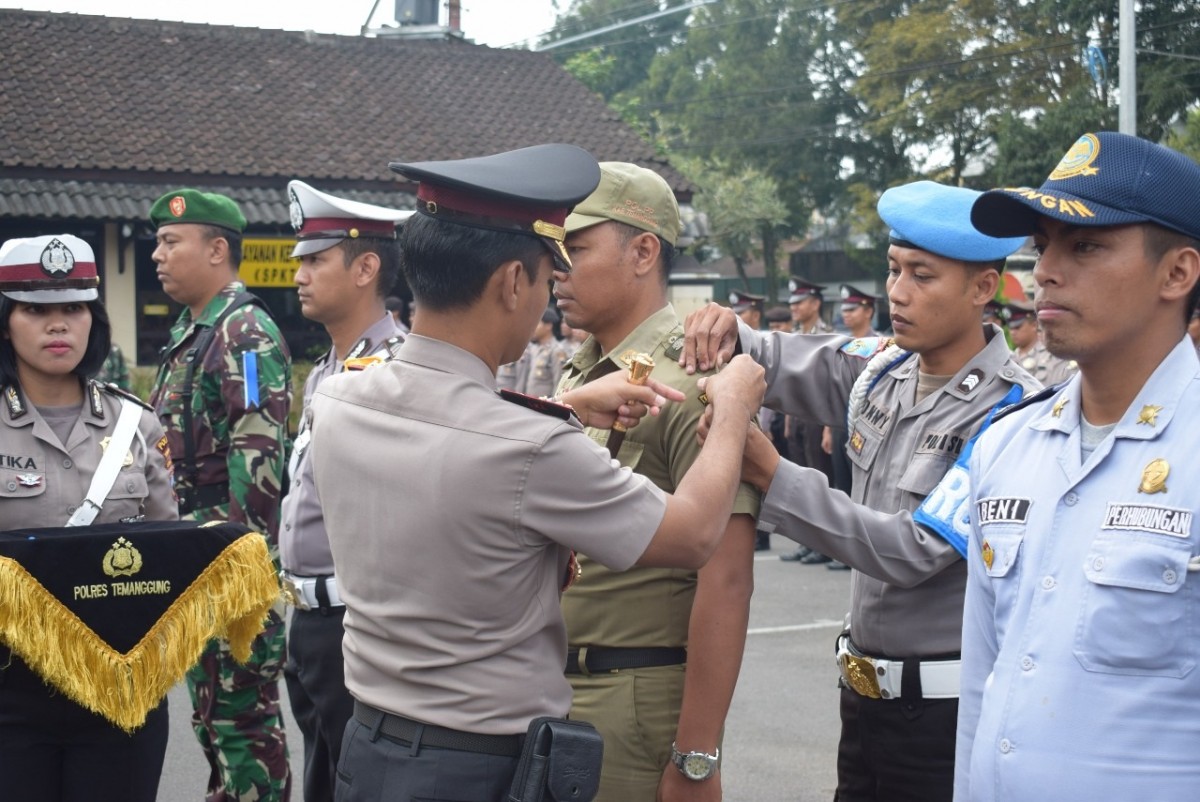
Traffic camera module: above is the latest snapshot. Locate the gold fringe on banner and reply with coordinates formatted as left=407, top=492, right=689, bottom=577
left=0, top=532, right=280, bottom=733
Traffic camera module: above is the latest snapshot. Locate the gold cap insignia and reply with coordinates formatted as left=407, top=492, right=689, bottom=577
left=981, top=540, right=994, bottom=570
left=100, top=436, right=135, bottom=467
left=102, top=537, right=143, bottom=578
left=1138, top=459, right=1169, bottom=494
left=1136, top=404, right=1163, bottom=427
left=1052, top=396, right=1069, bottom=418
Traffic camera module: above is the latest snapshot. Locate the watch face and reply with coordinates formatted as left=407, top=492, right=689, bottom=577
left=683, top=753, right=714, bottom=780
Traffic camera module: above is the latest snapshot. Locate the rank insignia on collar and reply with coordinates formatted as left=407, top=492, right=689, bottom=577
left=89, top=383, right=104, bottom=417
left=1052, top=396, right=1069, bottom=418
left=4, top=385, right=25, bottom=417
left=981, top=540, right=994, bottom=570
left=955, top=369, right=984, bottom=394
left=1136, top=404, right=1163, bottom=426
left=17, top=473, right=42, bottom=487
left=346, top=337, right=370, bottom=360
left=1138, top=458, right=1169, bottom=495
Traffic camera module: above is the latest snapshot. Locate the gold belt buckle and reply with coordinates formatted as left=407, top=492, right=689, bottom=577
left=839, top=651, right=882, bottom=699
left=279, top=574, right=310, bottom=611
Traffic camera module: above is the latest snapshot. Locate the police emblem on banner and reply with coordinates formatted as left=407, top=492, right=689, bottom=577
left=289, top=187, right=304, bottom=231
left=102, top=537, right=143, bottom=578
left=40, top=238, right=75, bottom=276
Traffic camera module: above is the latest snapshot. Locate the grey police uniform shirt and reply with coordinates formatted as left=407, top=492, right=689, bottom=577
left=1, top=381, right=178, bottom=527
left=741, top=320, right=1041, bottom=658
left=308, top=334, right=666, bottom=734
left=521, top=339, right=570, bottom=399
left=1016, top=341, right=1077, bottom=388
left=279, top=313, right=404, bottom=576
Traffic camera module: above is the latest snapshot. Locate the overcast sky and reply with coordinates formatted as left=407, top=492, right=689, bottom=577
left=1, top=1, right=562, bottom=48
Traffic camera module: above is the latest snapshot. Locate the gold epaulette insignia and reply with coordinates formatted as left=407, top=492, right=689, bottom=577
left=344, top=356, right=385, bottom=372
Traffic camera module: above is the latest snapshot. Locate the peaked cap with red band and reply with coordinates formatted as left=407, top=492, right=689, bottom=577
left=287, top=180, right=414, bottom=257
left=0, top=234, right=100, bottom=303
left=389, top=144, right=601, bottom=270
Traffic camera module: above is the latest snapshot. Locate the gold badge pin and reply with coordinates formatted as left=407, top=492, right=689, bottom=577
left=1138, top=459, right=1169, bottom=494
left=99, top=436, right=135, bottom=467
left=1136, top=405, right=1163, bottom=427
left=1052, top=396, right=1069, bottom=418
left=981, top=540, right=994, bottom=570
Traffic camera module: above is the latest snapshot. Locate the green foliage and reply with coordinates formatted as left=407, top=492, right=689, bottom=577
left=1164, top=107, right=1200, bottom=164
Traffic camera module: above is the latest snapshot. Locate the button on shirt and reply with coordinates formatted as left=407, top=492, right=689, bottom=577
left=309, top=335, right=666, bottom=734
left=957, top=337, right=1200, bottom=801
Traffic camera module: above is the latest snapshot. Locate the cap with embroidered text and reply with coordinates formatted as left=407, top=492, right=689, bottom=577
left=879, top=181, right=1026, bottom=263
left=787, top=277, right=824, bottom=304
left=288, top=181, right=414, bottom=258
left=729, top=290, right=766, bottom=313
left=565, top=162, right=681, bottom=246
left=390, top=144, right=600, bottom=270
left=150, top=189, right=246, bottom=233
left=971, top=132, right=1200, bottom=241
left=840, top=284, right=877, bottom=310
left=0, top=234, right=100, bottom=303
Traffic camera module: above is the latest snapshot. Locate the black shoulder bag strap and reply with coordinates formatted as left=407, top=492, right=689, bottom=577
left=178, top=291, right=265, bottom=513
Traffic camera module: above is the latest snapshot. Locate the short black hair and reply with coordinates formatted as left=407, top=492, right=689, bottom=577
left=201, top=225, right=243, bottom=269
left=1142, top=223, right=1200, bottom=324
left=0, top=295, right=112, bottom=387
left=399, top=213, right=545, bottom=310
left=613, top=222, right=675, bottom=283
left=339, top=236, right=402, bottom=298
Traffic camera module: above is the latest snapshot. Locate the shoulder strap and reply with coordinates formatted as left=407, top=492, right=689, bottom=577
left=991, top=382, right=1065, bottom=423
left=66, top=398, right=142, bottom=526
left=179, top=292, right=266, bottom=495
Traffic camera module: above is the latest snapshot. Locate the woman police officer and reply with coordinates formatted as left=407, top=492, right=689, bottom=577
left=0, top=234, right=177, bottom=801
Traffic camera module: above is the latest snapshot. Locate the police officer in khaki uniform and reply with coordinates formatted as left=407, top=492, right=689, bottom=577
left=555, top=162, right=760, bottom=802
left=521, top=306, right=571, bottom=398
left=1004, top=298, right=1077, bottom=386
left=682, top=181, right=1042, bottom=802
left=0, top=234, right=177, bottom=802
left=306, top=145, right=766, bottom=802
left=279, top=180, right=411, bottom=802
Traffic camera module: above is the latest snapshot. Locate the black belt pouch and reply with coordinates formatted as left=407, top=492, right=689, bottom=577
left=507, top=717, right=603, bottom=802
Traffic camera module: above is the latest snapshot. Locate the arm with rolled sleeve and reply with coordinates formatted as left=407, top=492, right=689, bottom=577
left=954, top=443, right=1001, bottom=802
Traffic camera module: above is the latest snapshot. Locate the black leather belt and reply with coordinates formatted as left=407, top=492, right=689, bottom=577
left=564, top=646, right=687, bottom=675
left=353, top=701, right=523, bottom=757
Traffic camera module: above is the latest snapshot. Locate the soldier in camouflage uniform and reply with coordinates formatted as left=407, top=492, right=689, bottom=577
left=93, top=341, right=132, bottom=390
left=147, top=189, right=292, bottom=802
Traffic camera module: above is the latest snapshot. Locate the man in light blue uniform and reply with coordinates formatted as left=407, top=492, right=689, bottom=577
left=957, top=131, right=1200, bottom=801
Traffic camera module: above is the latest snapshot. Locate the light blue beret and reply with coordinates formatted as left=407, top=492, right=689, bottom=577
left=878, top=181, right=1026, bottom=262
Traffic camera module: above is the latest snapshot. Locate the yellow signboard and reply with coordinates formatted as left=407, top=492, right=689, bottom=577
left=239, top=239, right=298, bottom=288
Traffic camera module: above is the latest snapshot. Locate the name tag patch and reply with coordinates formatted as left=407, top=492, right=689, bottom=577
left=917, top=430, right=968, bottom=459
left=976, top=497, right=1032, bottom=525
left=1103, top=503, right=1193, bottom=537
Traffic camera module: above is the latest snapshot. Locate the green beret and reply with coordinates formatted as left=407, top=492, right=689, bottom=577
left=150, top=189, right=246, bottom=233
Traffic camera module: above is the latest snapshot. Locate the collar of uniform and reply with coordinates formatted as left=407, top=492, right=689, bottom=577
left=398, top=333, right=498, bottom=390
left=1034, top=335, right=1198, bottom=439
left=324, top=312, right=405, bottom=369
left=598, top=305, right=679, bottom=373
left=939, top=325, right=1021, bottom=401
left=192, top=281, right=248, bottom=329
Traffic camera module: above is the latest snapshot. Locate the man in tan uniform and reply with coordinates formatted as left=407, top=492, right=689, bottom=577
left=682, top=181, right=1042, bottom=802
left=555, top=163, right=760, bottom=802
left=278, top=180, right=411, bottom=802
left=306, top=145, right=766, bottom=802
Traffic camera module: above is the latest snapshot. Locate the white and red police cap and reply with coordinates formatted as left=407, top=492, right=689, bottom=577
left=0, top=234, right=99, bottom=304
left=288, top=180, right=413, bottom=257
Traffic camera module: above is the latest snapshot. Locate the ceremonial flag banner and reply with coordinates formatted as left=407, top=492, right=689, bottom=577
left=0, top=520, right=279, bottom=732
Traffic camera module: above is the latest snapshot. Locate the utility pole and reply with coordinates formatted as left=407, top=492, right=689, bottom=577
left=1119, top=0, right=1136, bottom=135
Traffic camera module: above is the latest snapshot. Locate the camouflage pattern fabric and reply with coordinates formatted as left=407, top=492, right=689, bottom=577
left=150, top=280, right=293, bottom=801
left=94, top=343, right=132, bottom=390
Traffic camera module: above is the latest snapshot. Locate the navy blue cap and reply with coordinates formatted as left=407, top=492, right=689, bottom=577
left=787, top=277, right=823, bottom=304
left=972, top=132, right=1200, bottom=241
left=878, top=181, right=1026, bottom=262
left=389, top=144, right=601, bottom=269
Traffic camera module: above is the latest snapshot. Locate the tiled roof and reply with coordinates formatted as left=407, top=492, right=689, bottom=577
left=0, top=10, right=688, bottom=211
left=0, top=178, right=415, bottom=227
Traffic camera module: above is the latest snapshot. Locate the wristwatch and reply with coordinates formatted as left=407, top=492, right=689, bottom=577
left=670, top=742, right=720, bottom=781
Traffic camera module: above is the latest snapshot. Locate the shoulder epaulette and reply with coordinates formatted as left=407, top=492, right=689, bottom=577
left=499, top=388, right=575, bottom=421
left=839, top=336, right=895, bottom=360
left=663, top=328, right=685, bottom=362
left=94, top=380, right=154, bottom=411
left=992, top=382, right=1067, bottom=423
